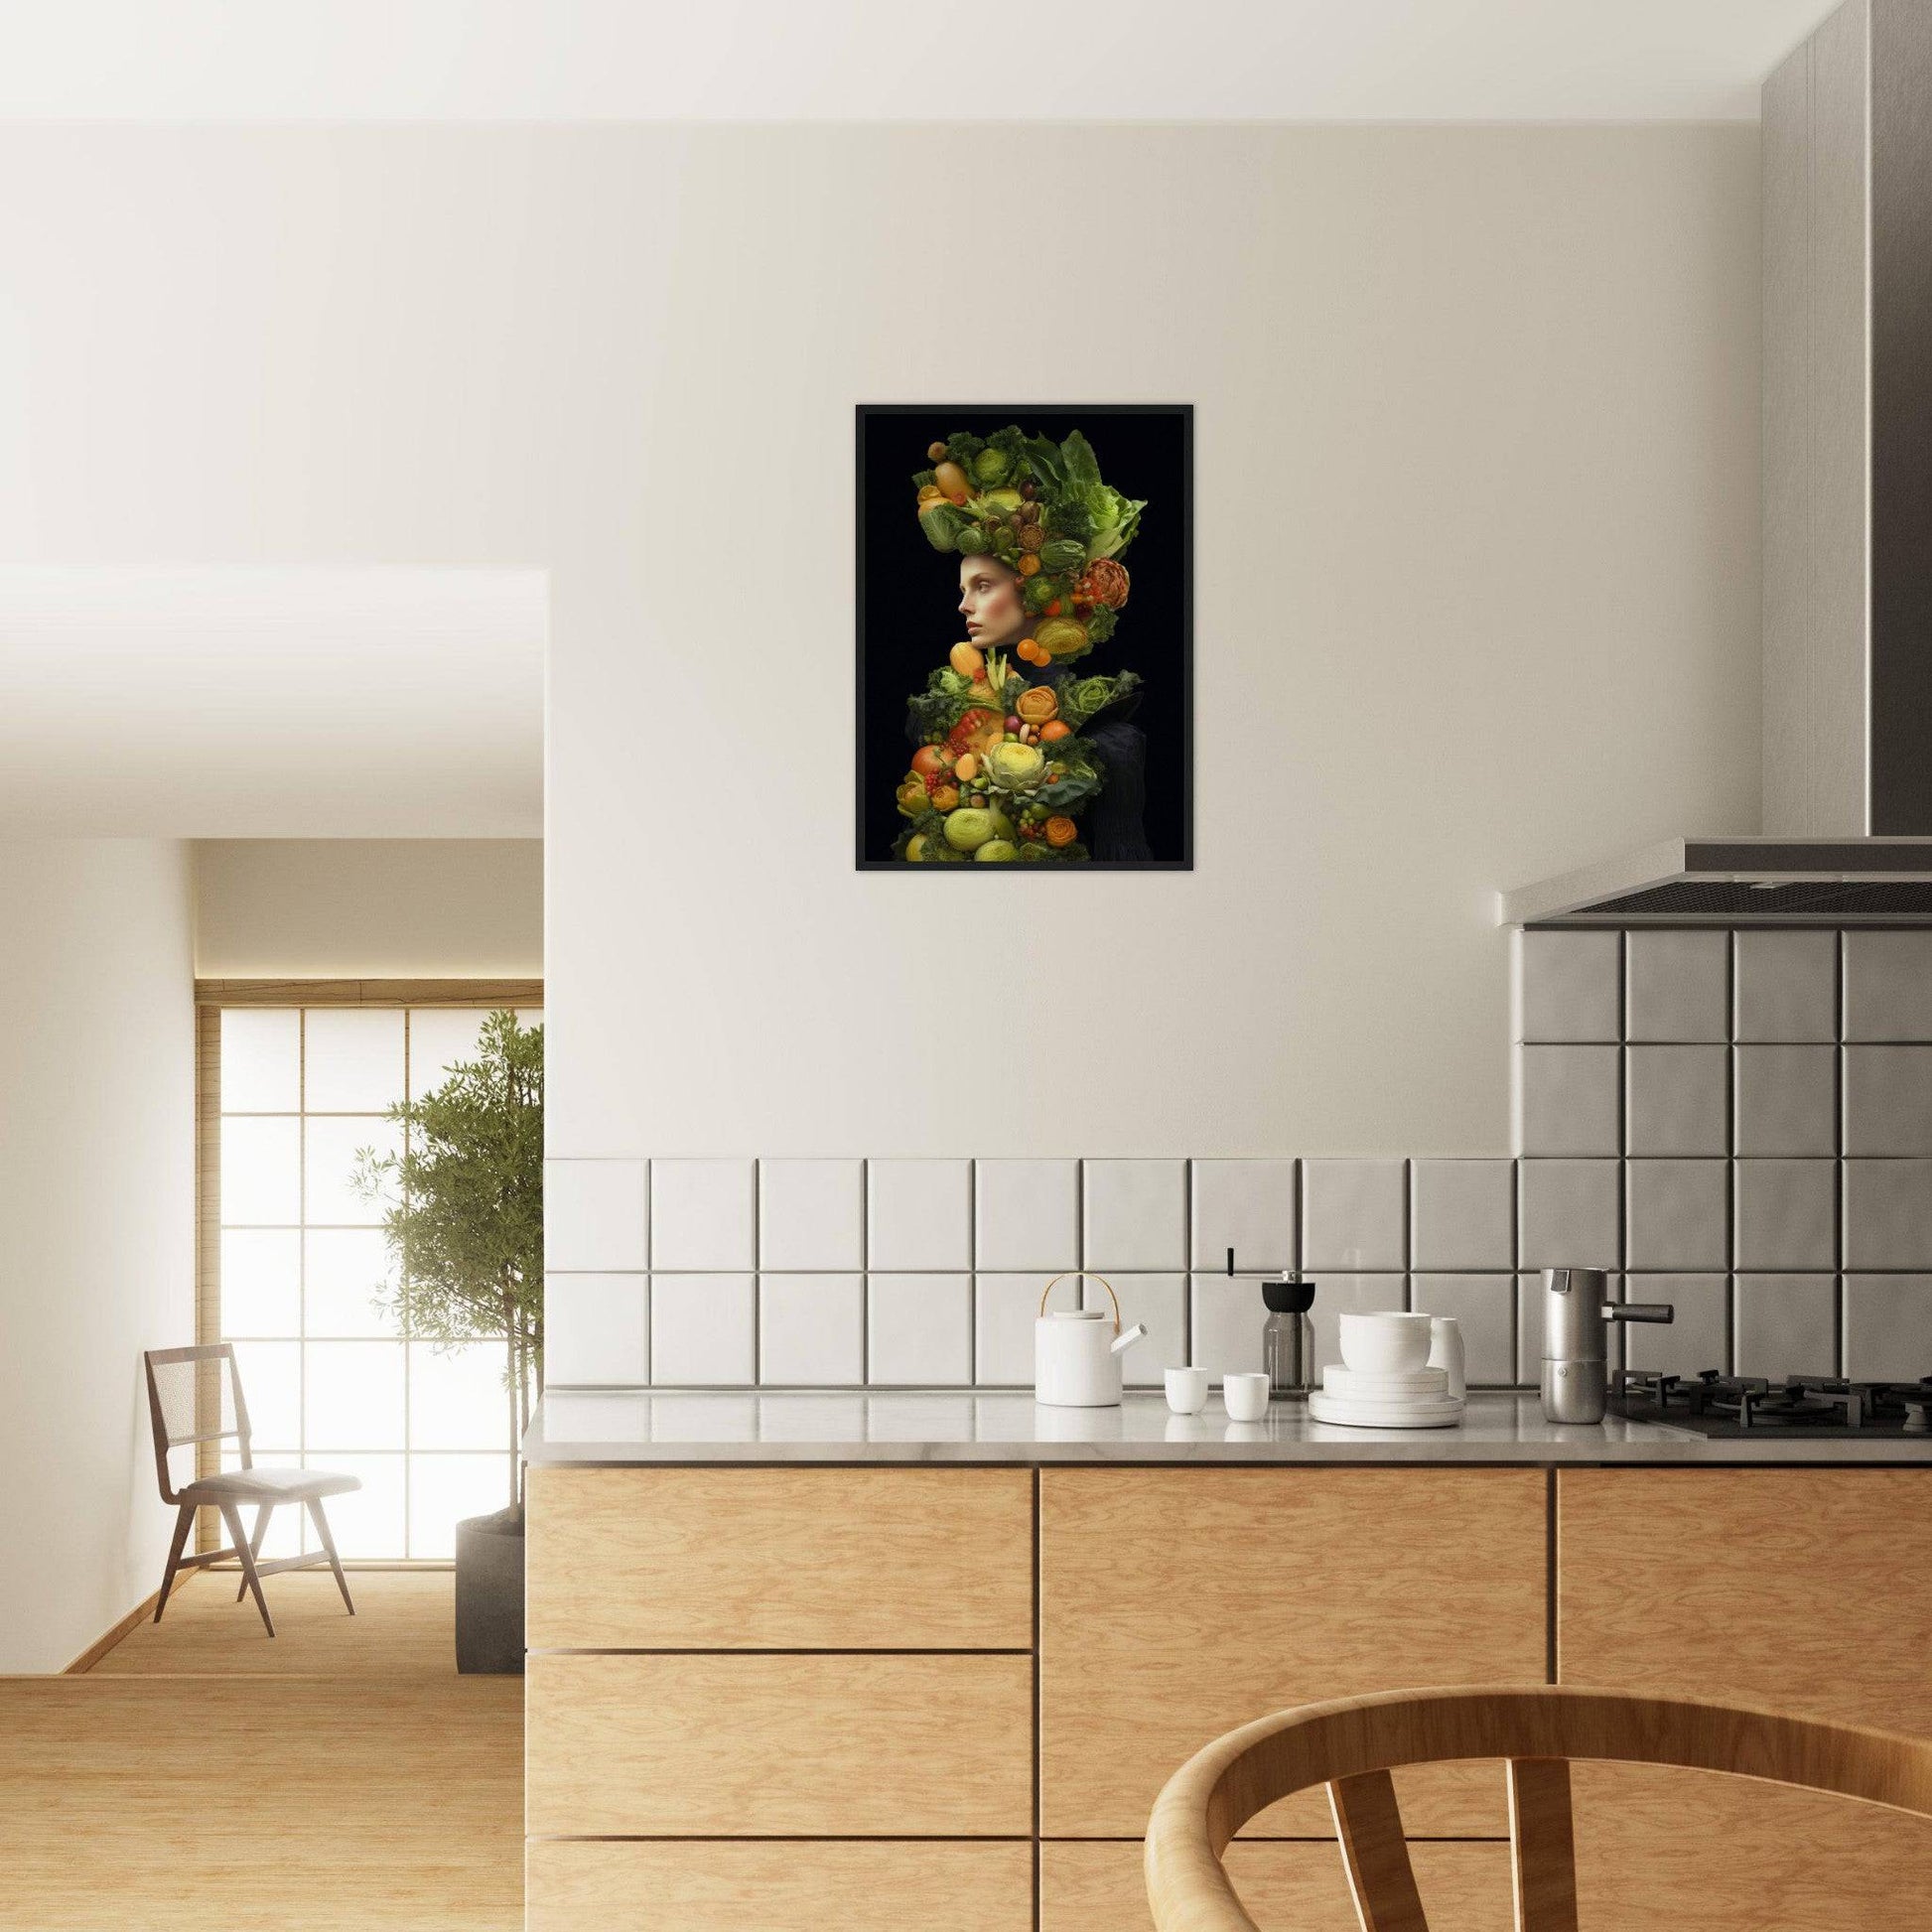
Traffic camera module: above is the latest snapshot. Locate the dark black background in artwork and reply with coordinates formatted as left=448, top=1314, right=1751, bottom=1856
left=855, top=404, right=1192, bottom=868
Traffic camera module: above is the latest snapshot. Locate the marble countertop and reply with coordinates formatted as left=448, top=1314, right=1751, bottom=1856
left=522, top=1389, right=1932, bottom=1465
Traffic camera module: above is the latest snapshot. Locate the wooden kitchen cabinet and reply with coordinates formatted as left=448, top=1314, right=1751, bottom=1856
left=1038, top=1467, right=1548, bottom=1838
left=1040, top=1840, right=1514, bottom=1932
left=528, top=1841, right=1035, bottom=1932
left=526, top=1464, right=1034, bottom=1649
left=1558, top=1468, right=1932, bottom=1925
left=526, top=1651, right=1034, bottom=1837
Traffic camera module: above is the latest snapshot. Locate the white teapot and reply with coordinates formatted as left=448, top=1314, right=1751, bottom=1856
left=1035, top=1272, right=1148, bottom=1409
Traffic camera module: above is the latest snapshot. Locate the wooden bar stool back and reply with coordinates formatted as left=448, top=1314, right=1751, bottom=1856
left=1144, top=1684, right=1932, bottom=1932
left=143, top=1343, right=361, bottom=1637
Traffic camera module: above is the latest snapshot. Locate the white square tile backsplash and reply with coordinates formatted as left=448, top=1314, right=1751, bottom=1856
left=650, top=1160, right=757, bottom=1271
left=975, top=1272, right=1048, bottom=1386
left=1734, top=1274, right=1838, bottom=1380
left=867, top=1273, right=971, bottom=1386
left=550, top=924, right=1932, bottom=1394
left=866, top=1159, right=972, bottom=1271
left=758, top=1159, right=864, bottom=1271
left=1515, top=1045, right=1621, bottom=1157
left=1410, top=1161, right=1513, bottom=1272
left=1844, top=1160, right=1932, bottom=1270
left=1411, top=1274, right=1514, bottom=1386
left=1189, top=1159, right=1296, bottom=1272
left=974, top=1159, right=1079, bottom=1273
left=1082, top=1160, right=1187, bottom=1272
left=1514, top=929, right=1620, bottom=1042
left=1626, top=929, right=1729, bottom=1042
left=1624, top=1045, right=1728, bottom=1159
left=650, top=1273, right=756, bottom=1385
left=1843, top=1045, right=1932, bottom=1158
left=1624, top=1161, right=1729, bottom=1273
left=1189, top=1274, right=1266, bottom=1381
left=1081, top=1271, right=1186, bottom=1386
left=1302, top=1160, right=1406, bottom=1271
left=1734, top=930, right=1838, bottom=1042
left=544, top=1159, right=648, bottom=1273
left=1843, top=932, right=1932, bottom=1041
left=759, top=1273, right=865, bottom=1385
left=1844, top=1275, right=1932, bottom=1380
left=1623, top=1274, right=1729, bottom=1377
left=545, top=1273, right=648, bottom=1386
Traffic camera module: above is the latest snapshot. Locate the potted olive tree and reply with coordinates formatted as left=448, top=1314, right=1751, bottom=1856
left=354, top=1009, right=542, bottom=1674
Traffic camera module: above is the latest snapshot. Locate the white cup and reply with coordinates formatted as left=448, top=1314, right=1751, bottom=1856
left=1222, top=1371, right=1271, bottom=1423
left=1427, top=1315, right=1466, bottom=1400
left=1165, top=1366, right=1209, bottom=1415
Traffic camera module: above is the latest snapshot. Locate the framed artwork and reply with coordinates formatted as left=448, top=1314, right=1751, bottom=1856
left=855, top=404, right=1192, bottom=869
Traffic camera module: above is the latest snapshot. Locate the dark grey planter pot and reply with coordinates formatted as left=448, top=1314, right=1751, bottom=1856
left=455, top=1503, right=525, bottom=1675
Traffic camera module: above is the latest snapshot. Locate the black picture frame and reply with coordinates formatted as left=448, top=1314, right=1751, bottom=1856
left=854, top=402, right=1194, bottom=871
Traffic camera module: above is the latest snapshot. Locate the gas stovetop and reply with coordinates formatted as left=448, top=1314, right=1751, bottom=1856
left=1609, top=1369, right=1932, bottom=1439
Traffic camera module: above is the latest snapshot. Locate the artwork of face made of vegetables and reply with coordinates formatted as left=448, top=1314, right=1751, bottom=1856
left=856, top=406, right=1193, bottom=869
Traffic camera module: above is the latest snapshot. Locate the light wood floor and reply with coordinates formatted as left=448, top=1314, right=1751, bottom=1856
left=0, top=1571, right=523, bottom=1931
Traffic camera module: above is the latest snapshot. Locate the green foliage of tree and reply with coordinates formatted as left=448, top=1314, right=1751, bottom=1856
left=352, top=1012, right=543, bottom=1496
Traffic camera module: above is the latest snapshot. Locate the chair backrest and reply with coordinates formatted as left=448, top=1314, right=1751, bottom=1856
left=143, top=1344, right=252, bottom=1504
left=1143, top=1684, right=1932, bottom=1932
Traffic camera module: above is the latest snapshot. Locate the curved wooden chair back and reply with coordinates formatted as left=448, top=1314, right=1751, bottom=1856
left=1144, top=1685, right=1932, bottom=1932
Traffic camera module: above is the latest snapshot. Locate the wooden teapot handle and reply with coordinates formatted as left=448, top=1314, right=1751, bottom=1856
left=1038, top=1271, right=1122, bottom=1334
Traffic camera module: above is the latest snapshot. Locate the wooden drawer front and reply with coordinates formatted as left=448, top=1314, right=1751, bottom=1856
left=1559, top=1468, right=1932, bottom=1729
left=526, top=1466, right=1034, bottom=1650
left=1572, top=1765, right=1932, bottom=1931
left=526, top=1653, right=1033, bottom=1837
left=529, top=1841, right=1035, bottom=1932
left=1040, top=1839, right=1513, bottom=1932
left=1039, top=1467, right=1546, bottom=1838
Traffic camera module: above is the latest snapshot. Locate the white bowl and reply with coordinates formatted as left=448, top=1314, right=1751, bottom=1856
left=1337, top=1311, right=1436, bottom=1375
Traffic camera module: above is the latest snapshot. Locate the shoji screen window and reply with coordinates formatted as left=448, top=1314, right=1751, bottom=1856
left=214, top=1002, right=537, bottom=1560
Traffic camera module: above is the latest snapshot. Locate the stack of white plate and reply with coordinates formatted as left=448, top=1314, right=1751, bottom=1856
left=1307, top=1312, right=1465, bottom=1429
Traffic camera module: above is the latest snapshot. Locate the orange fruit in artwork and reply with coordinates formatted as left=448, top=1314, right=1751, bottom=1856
left=1015, top=686, right=1058, bottom=726
left=1018, top=553, right=1041, bottom=577
left=1045, top=816, right=1078, bottom=848
left=949, top=640, right=984, bottom=678
left=1038, top=720, right=1071, bottom=743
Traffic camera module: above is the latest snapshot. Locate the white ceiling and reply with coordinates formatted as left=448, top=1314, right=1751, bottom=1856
left=0, top=0, right=1838, bottom=122
left=0, top=569, right=545, bottom=838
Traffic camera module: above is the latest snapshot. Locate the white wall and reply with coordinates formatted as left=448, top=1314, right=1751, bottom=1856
left=0, top=125, right=1761, bottom=1159
left=195, top=839, right=543, bottom=978
left=0, top=841, right=196, bottom=1672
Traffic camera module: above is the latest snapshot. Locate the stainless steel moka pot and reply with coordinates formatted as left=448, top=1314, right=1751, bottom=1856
left=1540, top=1267, right=1674, bottom=1425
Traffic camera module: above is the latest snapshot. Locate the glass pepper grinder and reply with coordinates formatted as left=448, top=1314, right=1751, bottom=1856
left=1262, top=1276, right=1317, bottom=1399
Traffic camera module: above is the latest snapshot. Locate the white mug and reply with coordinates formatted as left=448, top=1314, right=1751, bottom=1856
left=1222, top=1371, right=1271, bottom=1423
left=1165, top=1366, right=1209, bottom=1415
left=1427, top=1315, right=1466, bottom=1400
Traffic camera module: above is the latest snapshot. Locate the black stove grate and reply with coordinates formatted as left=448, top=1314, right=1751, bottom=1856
left=1610, top=1369, right=1932, bottom=1437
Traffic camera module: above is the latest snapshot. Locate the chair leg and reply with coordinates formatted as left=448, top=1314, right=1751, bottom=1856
left=219, top=1500, right=275, bottom=1637
left=307, top=1496, right=355, bottom=1615
left=235, top=1502, right=273, bottom=1602
left=153, top=1501, right=196, bottom=1624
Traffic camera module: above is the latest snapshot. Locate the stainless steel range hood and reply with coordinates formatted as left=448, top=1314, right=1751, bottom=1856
left=1500, top=839, right=1932, bottom=927
left=1501, top=0, right=1932, bottom=927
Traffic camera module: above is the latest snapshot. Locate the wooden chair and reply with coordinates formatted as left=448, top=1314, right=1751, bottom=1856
left=143, top=1343, right=361, bottom=1638
left=1144, top=1684, right=1932, bottom=1931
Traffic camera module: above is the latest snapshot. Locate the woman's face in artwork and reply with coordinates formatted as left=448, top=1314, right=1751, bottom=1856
left=958, top=556, right=1030, bottom=648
